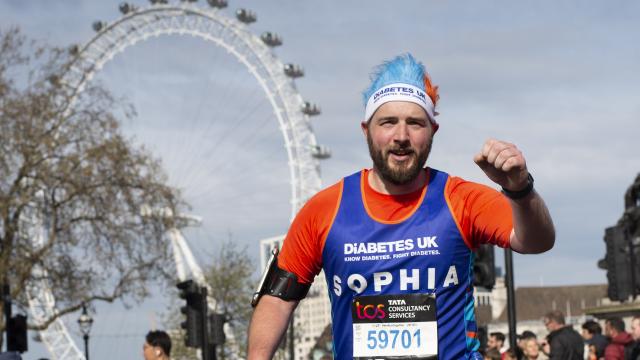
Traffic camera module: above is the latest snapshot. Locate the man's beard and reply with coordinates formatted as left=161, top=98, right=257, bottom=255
left=367, top=134, right=432, bottom=186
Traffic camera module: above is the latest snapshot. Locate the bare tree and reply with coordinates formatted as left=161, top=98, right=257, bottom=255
left=208, top=240, right=255, bottom=360
left=166, top=239, right=255, bottom=360
left=0, top=27, right=184, bottom=343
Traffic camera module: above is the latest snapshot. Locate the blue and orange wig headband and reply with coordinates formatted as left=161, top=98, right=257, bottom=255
left=363, top=53, right=440, bottom=130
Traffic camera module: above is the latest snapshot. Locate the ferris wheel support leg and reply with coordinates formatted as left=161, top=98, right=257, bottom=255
left=173, top=228, right=208, bottom=286
left=168, top=228, right=188, bottom=282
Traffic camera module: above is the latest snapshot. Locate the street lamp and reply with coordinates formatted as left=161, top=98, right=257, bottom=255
left=77, top=303, right=93, bottom=360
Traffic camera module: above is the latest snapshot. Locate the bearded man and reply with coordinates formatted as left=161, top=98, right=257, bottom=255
left=247, top=53, right=555, bottom=360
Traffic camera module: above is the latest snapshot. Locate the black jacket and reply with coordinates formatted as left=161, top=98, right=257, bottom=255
left=627, top=340, right=640, bottom=360
left=546, top=325, right=584, bottom=360
left=588, top=333, right=609, bottom=358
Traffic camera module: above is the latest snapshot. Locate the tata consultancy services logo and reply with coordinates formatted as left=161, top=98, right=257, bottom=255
left=354, top=301, right=386, bottom=320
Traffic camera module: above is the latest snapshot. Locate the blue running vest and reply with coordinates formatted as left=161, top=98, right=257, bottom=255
left=321, top=169, right=481, bottom=360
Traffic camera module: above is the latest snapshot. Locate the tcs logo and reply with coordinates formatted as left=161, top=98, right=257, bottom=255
left=355, top=301, right=386, bottom=320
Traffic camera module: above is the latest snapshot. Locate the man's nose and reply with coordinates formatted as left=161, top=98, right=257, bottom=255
left=392, top=122, right=410, bottom=143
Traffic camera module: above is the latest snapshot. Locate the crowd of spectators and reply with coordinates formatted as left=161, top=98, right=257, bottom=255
left=479, top=312, right=640, bottom=360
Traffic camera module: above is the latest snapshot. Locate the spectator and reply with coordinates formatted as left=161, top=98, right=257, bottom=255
left=586, top=343, right=598, bottom=360
left=518, top=331, right=537, bottom=360
left=581, top=320, right=608, bottom=359
left=519, top=331, right=537, bottom=347
left=488, top=332, right=506, bottom=353
left=143, top=330, right=171, bottom=360
left=522, top=337, right=541, bottom=360
left=543, top=310, right=583, bottom=360
left=484, top=347, right=501, bottom=360
left=604, top=317, right=633, bottom=360
left=503, top=349, right=518, bottom=360
left=629, top=315, right=640, bottom=360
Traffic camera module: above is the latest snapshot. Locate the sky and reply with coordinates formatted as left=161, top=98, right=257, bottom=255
left=1, top=0, right=639, bottom=359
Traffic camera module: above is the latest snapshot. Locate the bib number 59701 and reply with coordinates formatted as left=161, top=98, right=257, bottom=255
left=367, top=328, right=421, bottom=350
left=352, top=293, right=437, bottom=359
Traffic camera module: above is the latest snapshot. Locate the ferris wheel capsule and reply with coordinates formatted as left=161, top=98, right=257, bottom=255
left=236, top=8, right=257, bottom=23
left=301, top=101, right=321, bottom=116
left=68, top=44, right=80, bottom=56
left=92, top=21, right=107, bottom=32
left=119, top=2, right=138, bottom=15
left=311, top=145, right=332, bottom=160
left=261, top=32, right=282, bottom=47
left=207, top=0, right=228, bottom=8
left=284, top=63, right=304, bottom=78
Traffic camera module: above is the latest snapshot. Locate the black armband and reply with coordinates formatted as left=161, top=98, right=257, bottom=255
left=265, top=267, right=310, bottom=301
left=251, top=248, right=311, bottom=307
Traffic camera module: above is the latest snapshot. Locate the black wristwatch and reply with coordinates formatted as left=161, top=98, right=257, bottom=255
left=501, top=173, right=534, bottom=200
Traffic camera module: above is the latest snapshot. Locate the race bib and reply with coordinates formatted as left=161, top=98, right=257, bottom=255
left=351, top=293, right=437, bottom=360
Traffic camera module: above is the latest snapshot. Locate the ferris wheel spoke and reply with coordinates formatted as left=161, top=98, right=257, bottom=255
left=183, top=142, right=287, bottom=200
left=197, top=90, right=270, bottom=161
left=172, top=99, right=272, bottom=190
left=173, top=56, right=247, bottom=163
left=197, top=114, right=280, bottom=178
left=170, top=66, right=256, bottom=186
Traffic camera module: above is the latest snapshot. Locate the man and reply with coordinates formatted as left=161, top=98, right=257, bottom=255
left=248, top=54, right=555, bottom=360
left=483, top=348, right=501, bottom=360
left=543, top=310, right=583, bottom=359
left=502, top=349, right=518, bottom=360
left=603, top=317, right=633, bottom=360
left=628, top=316, right=640, bottom=360
left=488, top=332, right=506, bottom=353
left=143, top=330, right=171, bottom=360
left=581, top=320, right=608, bottom=359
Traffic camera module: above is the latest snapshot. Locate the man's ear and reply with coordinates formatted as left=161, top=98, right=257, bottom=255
left=361, top=121, right=369, bottom=138
left=155, top=349, right=161, bottom=357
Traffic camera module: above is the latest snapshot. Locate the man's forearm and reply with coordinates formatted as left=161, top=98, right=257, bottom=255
left=247, top=295, right=298, bottom=360
left=508, top=190, right=555, bottom=254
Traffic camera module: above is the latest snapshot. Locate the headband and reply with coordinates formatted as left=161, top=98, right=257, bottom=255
left=364, top=82, right=436, bottom=122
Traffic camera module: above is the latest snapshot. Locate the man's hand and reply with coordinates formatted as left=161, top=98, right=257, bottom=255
left=473, top=139, right=555, bottom=254
left=473, top=138, right=529, bottom=191
left=541, top=340, right=550, bottom=355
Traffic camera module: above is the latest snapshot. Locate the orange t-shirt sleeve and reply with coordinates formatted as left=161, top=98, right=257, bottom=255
left=278, top=181, right=343, bottom=284
left=445, top=176, right=513, bottom=249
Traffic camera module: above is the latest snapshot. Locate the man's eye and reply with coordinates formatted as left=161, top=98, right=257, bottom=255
left=408, top=120, right=427, bottom=127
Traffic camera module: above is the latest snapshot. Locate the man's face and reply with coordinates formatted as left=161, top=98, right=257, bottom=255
left=631, top=319, right=640, bottom=340
left=581, top=328, right=593, bottom=340
left=543, top=318, right=557, bottom=332
left=604, top=321, right=613, bottom=337
left=487, top=335, right=501, bottom=350
left=362, top=101, right=433, bottom=186
left=143, top=342, right=159, bottom=360
left=523, top=339, right=539, bottom=358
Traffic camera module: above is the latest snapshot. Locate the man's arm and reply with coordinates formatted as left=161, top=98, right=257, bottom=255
left=507, top=188, right=555, bottom=253
left=474, top=138, right=555, bottom=254
left=547, top=337, right=562, bottom=360
left=247, top=295, right=298, bottom=360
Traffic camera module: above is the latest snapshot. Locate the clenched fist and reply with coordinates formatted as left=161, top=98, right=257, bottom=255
left=473, top=138, right=530, bottom=192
